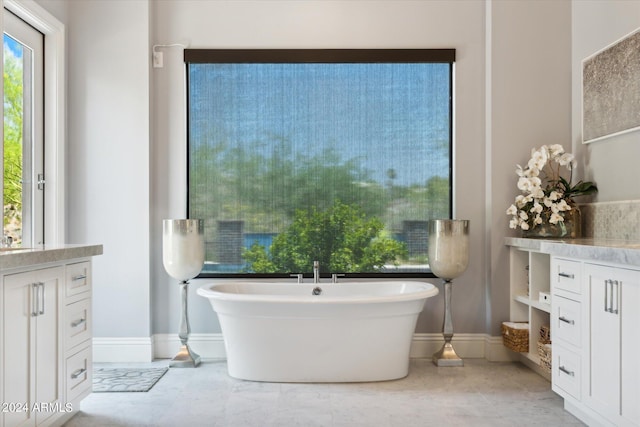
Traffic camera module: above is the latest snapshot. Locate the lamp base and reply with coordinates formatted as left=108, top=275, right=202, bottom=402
left=432, top=342, right=464, bottom=367
left=170, top=344, right=201, bottom=368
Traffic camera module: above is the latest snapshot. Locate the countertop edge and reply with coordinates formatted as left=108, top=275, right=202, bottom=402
left=0, top=244, right=104, bottom=270
left=504, top=237, right=640, bottom=267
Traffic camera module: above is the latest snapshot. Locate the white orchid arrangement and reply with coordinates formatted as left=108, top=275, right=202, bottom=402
left=507, top=144, right=597, bottom=231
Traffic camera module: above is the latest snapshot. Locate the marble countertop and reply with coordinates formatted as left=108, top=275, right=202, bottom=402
left=505, top=237, right=640, bottom=267
left=0, top=244, right=103, bottom=270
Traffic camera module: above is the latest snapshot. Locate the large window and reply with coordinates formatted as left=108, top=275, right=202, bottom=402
left=186, top=49, right=454, bottom=277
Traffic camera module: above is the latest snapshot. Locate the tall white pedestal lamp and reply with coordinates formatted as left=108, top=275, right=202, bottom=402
left=428, top=219, right=470, bottom=367
left=162, top=219, right=204, bottom=368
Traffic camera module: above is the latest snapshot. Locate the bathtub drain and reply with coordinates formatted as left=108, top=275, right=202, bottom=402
left=312, top=287, right=322, bottom=296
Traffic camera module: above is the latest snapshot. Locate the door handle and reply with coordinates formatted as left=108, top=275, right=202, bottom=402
left=559, top=366, right=575, bottom=377
left=559, top=316, right=575, bottom=325
left=70, top=368, right=87, bottom=379
left=71, top=318, right=86, bottom=328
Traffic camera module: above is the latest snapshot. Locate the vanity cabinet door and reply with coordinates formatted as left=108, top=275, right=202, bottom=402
left=584, top=263, right=640, bottom=426
left=2, top=266, right=64, bottom=427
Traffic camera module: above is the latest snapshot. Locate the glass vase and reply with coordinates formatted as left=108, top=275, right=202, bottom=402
left=522, top=205, right=581, bottom=239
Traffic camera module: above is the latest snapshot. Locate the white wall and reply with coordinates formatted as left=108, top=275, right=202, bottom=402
left=571, top=0, right=640, bottom=202
left=488, top=0, right=572, bottom=334
left=150, top=0, right=488, bottom=335
left=39, top=0, right=153, bottom=338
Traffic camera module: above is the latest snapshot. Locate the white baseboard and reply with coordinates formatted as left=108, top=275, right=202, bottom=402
left=153, top=333, right=227, bottom=360
left=93, top=333, right=516, bottom=363
left=92, top=337, right=154, bottom=363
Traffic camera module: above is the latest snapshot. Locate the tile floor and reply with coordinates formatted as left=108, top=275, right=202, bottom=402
left=64, top=358, right=584, bottom=427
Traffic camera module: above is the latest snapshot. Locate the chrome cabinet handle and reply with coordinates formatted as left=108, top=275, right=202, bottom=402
left=559, top=316, right=575, bottom=325
left=611, top=280, right=619, bottom=314
left=603, top=279, right=620, bottom=315
left=558, top=272, right=575, bottom=279
left=38, top=282, right=45, bottom=315
left=559, top=366, right=575, bottom=377
left=31, top=282, right=46, bottom=316
left=72, top=274, right=87, bottom=281
left=71, top=318, right=86, bottom=328
left=31, top=283, right=39, bottom=316
left=70, top=368, right=87, bottom=379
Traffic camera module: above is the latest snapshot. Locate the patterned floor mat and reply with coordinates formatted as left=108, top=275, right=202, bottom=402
left=92, top=367, right=168, bottom=392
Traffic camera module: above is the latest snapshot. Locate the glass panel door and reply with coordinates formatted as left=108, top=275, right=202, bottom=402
left=3, top=10, right=44, bottom=247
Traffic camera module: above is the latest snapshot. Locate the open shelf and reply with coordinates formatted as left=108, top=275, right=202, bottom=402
left=530, top=298, right=551, bottom=313
left=514, top=294, right=550, bottom=313
left=507, top=245, right=551, bottom=378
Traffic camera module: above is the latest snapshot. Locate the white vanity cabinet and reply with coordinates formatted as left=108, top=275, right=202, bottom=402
left=583, top=263, right=640, bottom=426
left=550, top=256, right=640, bottom=427
left=2, top=266, right=64, bottom=427
left=0, top=245, right=102, bottom=427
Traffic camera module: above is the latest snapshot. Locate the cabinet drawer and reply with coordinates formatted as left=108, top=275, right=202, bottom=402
left=65, top=298, right=91, bottom=350
left=66, top=261, right=91, bottom=298
left=552, top=344, right=581, bottom=400
left=66, top=345, right=92, bottom=402
left=552, top=258, right=581, bottom=294
left=554, top=295, right=581, bottom=347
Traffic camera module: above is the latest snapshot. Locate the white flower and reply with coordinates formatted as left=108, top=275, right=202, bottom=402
left=531, top=202, right=543, bottom=214
left=531, top=188, right=545, bottom=199
left=506, top=205, right=517, bottom=215
left=557, top=153, right=574, bottom=167
left=534, top=215, right=543, bottom=225
left=519, top=211, right=529, bottom=221
left=515, top=195, right=526, bottom=208
left=509, top=218, right=519, bottom=229
left=556, top=199, right=571, bottom=211
left=528, top=147, right=548, bottom=170
left=549, top=212, right=564, bottom=224
left=548, top=191, right=561, bottom=201
left=517, top=176, right=542, bottom=193
left=548, top=144, right=564, bottom=156
left=517, top=177, right=529, bottom=192
left=520, top=221, right=530, bottom=230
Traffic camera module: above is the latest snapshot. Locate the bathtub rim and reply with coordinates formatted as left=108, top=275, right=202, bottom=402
left=196, top=280, right=439, bottom=304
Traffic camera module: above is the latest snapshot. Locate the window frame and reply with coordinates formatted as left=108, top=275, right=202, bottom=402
left=3, top=9, right=44, bottom=247
left=185, top=48, right=455, bottom=279
left=2, top=1, right=66, bottom=246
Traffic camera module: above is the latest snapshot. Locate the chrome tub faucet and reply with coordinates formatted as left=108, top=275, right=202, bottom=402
left=313, top=260, right=320, bottom=283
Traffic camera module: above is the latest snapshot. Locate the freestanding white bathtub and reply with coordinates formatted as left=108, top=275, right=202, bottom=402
left=197, top=280, right=438, bottom=383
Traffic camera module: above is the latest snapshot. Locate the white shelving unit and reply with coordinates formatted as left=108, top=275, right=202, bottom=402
left=507, top=242, right=551, bottom=379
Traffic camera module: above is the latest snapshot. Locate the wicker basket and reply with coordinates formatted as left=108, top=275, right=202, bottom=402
left=501, top=322, right=529, bottom=352
left=538, top=340, right=552, bottom=373
left=537, top=325, right=552, bottom=372
left=539, top=325, right=551, bottom=341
